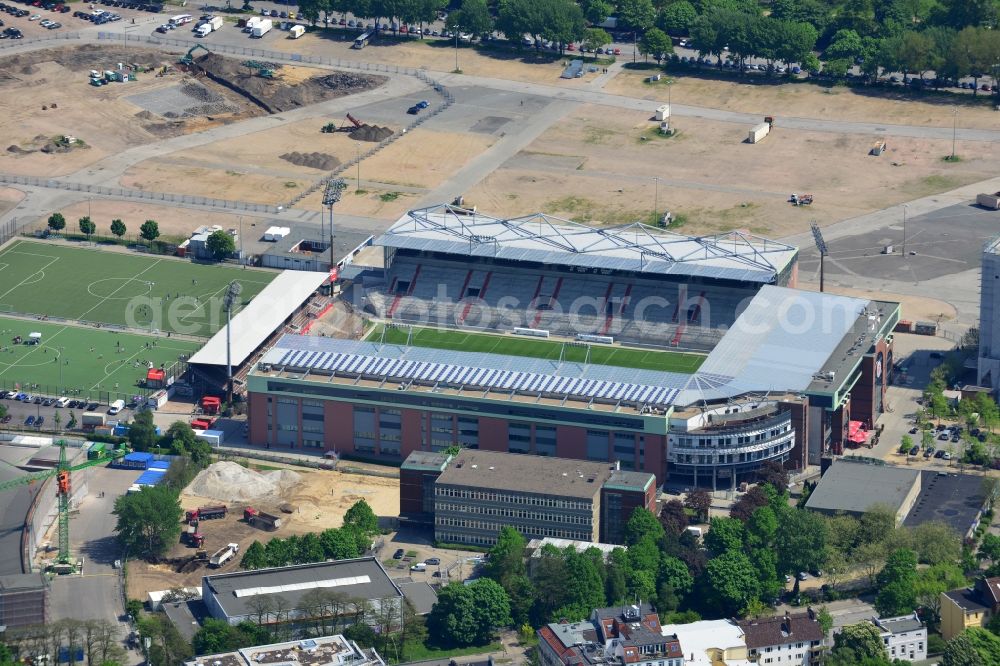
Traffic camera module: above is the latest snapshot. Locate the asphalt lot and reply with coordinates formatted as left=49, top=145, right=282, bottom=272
left=378, top=526, right=486, bottom=586
left=797, top=201, right=1000, bottom=284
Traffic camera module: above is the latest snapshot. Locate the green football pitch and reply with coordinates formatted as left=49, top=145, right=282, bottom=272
left=0, top=316, right=202, bottom=396
left=366, top=324, right=705, bottom=374
left=0, top=241, right=275, bottom=338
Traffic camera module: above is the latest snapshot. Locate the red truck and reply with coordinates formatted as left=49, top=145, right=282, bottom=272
left=244, top=507, right=283, bottom=530
left=186, top=505, right=227, bottom=522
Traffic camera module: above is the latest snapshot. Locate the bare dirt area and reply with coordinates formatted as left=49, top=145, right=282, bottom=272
left=0, top=45, right=262, bottom=177
left=190, top=53, right=385, bottom=113
left=47, top=199, right=248, bottom=240
left=297, top=184, right=420, bottom=218
left=798, top=281, right=958, bottom=323
left=357, top=128, right=496, bottom=188
left=268, top=30, right=603, bottom=86
left=604, top=70, right=1000, bottom=130
left=121, top=161, right=311, bottom=204
left=463, top=104, right=1000, bottom=238
left=0, top=187, right=25, bottom=217
left=126, top=465, right=400, bottom=600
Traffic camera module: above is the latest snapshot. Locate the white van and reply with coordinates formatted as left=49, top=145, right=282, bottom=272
left=55, top=396, right=70, bottom=408
left=108, top=399, right=125, bottom=415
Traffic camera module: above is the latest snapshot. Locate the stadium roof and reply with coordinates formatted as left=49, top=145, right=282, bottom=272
left=261, top=334, right=687, bottom=409
left=674, top=286, right=876, bottom=404
left=376, top=204, right=798, bottom=284
left=188, top=270, right=328, bottom=367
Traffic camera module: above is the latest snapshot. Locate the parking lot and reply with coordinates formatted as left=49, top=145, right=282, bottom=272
left=0, top=0, right=162, bottom=39
left=377, top=527, right=486, bottom=586
left=0, top=391, right=134, bottom=433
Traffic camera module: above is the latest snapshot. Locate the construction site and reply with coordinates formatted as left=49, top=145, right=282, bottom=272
left=125, top=460, right=399, bottom=600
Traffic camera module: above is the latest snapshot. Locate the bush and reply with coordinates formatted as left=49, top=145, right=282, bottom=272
left=927, top=633, right=946, bottom=655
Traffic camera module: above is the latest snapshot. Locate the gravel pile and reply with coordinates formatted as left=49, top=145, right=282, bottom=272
left=181, top=82, right=223, bottom=103
left=350, top=125, right=393, bottom=142
left=186, top=461, right=301, bottom=502
left=281, top=151, right=341, bottom=170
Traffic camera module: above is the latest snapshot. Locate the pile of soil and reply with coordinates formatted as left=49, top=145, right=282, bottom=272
left=180, top=81, right=223, bottom=103
left=350, top=124, right=393, bottom=142
left=186, top=461, right=301, bottom=502
left=280, top=151, right=341, bottom=170
left=0, top=44, right=164, bottom=88
left=194, top=53, right=385, bottom=113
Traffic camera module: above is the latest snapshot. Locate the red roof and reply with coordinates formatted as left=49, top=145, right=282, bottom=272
left=146, top=368, right=165, bottom=381
left=848, top=420, right=869, bottom=444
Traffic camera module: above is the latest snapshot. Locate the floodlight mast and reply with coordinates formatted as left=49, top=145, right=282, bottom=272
left=224, top=280, right=243, bottom=406
left=323, top=179, right=347, bottom=272
left=810, top=222, right=828, bottom=292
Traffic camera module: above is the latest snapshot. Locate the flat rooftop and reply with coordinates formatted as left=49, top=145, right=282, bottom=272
left=903, top=471, right=988, bottom=536
left=185, top=634, right=384, bottom=666
left=204, top=558, right=402, bottom=619
left=805, top=460, right=919, bottom=516
left=435, top=449, right=614, bottom=499
left=378, top=204, right=798, bottom=283
left=400, top=451, right=452, bottom=473
left=876, top=614, right=923, bottom=635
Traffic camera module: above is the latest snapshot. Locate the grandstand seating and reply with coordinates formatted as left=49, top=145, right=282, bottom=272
left=371, top=256, right=759, bottom=351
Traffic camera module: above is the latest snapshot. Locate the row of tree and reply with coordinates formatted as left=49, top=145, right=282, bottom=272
left=0, top=619, right=127, bottom=666
left=239, top=500, right=379, bottom=569
left=47, top=212, right=159, bottom=243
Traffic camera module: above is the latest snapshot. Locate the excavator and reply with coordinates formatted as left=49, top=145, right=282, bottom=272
left=179, top=43, right=211, bottom=67
left=0, top=441, right=126, bottom=574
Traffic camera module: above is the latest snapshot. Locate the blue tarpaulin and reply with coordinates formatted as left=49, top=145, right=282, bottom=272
left=135, top=470, right=166, bottom=486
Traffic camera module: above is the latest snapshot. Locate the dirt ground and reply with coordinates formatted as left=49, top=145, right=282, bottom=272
left=267, top=31, right=601, bottom=86
left=357, top=127, right=495, bottom=189
left=0, top=187, right=24, bottom=218
left=798, top=280, right=959, bottom=323
left=463, top=104, right=1000, bottom=237
left=603, top=70, right=1000, bottom=130
left=42, top=199, right=251, bottom=241
left=0, top=45, right=262, bottom=178
left=126, top=467, right=399, bottom=600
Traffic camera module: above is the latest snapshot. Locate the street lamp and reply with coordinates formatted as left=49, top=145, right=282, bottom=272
left=454, top=31, right=459, bottom=72
left=356, top=144, right=361, bottom=191
left=653, top=176, right=660, bottom=224
left=902, top=204, right=908, bottom=256
left=950, top=107, right=958, bottom=160
left=323, top=178, right=347, bottom=271
left=223, top=281, right=243, bottom=406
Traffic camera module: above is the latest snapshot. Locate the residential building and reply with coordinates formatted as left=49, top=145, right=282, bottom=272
left=660, top=619, right=750, bottom=666
left=201, top=558, right=404, bottom=633
left=738, top=610, right=825, bottom=665
left=941, top=577, right=1000, bottom=640
left=183, top=634, right=384, bottom=666
left=416, top=449, right=655, bottom=547
left=874, top=613, right=926, bottom=662
left=538, top=603, right=683, bottom=666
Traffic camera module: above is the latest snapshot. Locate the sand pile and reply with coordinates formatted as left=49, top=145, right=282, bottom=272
left=350, top=125, right=393, bottom=142
left=186, top=461, right=301, bottom=502
left=281, top=151, right=340, bottom=170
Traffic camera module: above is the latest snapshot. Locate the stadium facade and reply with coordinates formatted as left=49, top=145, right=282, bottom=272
left=246, top=206, right=900, bottom=489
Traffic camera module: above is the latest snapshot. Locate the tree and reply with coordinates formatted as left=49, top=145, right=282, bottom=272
left=343, top=499, right=378, bottom=535
left=617, top=0, right=655, bottom=31
left=427, top=579, right=511, bottom=647
left=205, top=230, right=236, bottom=261
left=875, top=548, right=918, bottom=617
left=830, top=622, right=891, bottom=663
left=909, top=521, right=962, bottom=565
left=128, top=409, right=157, bottom=452
left=659, top=499, right=690, bottom=535
left=113, top=484, right=182, bottom=559
left=79, top=216, right=96, bottom=239
left=775, top=509, right=828, bottom=575
left=685, top=489, right=712, bottom=523
left=658, top=0, right=697, bottom=36
left=446, top=0, right=493, bottom=38
left=580, top=0, right=612, bottom=25
left=915, top=562, right=967, bottom=629
left=705, top=549, right=761, bottom=615
left=858, top=505, right=897, bottom=545
left=705, top=516, right=745, bottom=557
left=110, top=219, right=126, bottom=239
left=240, top=541, right=268, bottom=570
left=730, top=486, right=770, bottom=521
left=639, top=27, right=674, bottom=62
left=624, top=507, right=665, bottom=545
left=961, top=627, right=1000, bottom=664
left=139, top=219, right=160, bottom=243
left=757, top=460, right=789, bottom=493
left=943, top=628, right=1000, bottom=666
left=485, top=526, right=527, bottom=582
left=826, top=28, right=864, bottom=62
left=817, top=605, right=834, bottom=635
left=47, top=213, right=66, bottom=231
left=899, top=434, right=914, bottom=454
left=582, top=27, right=612, bottom=53
left=192, top=619, right=240, bottom=655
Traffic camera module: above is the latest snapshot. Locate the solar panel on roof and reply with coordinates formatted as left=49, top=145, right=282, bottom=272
left=441, top=366, right=462, bottom=383
left=276, top=350, right=293, bottom=365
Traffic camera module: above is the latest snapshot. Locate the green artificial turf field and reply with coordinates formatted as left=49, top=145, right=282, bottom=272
left=366, top=324, right=705, bottom=374
left=0, top=241, right=275, bottom=338
left=0, top=316, right=201, bottom=396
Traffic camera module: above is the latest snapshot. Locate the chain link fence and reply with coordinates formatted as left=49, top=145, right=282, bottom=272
left=0, top=31, right=82, bottom=51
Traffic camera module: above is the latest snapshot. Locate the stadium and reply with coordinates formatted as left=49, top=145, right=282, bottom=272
left=245, top=204, right=901, bottom=490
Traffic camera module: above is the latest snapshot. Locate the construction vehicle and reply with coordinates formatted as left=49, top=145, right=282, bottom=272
left=0, top=441, right=125, bottom=573
left=789, top=193, right=813, bottom=206
left=244, top=507, right=282, bottom=530
left=183, top=523, right=205, bottom=547
left=209, top=542, right=240, bottom=567
left=186, top=505, right=227, bottom=522
left=179, top=43, right=211, bottom=66
left=321, top=113, right=365, bottom=133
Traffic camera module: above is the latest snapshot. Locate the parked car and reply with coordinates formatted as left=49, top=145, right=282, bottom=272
left=35, top=416, right=44, bottom=427
left=796, top=572, right=809, bottom=581
left=909, top=427, right=918, bottom=434
left=1, top=415, right=10, bottom=424
left=942, top=451, right=953, bottom=460
left=425, top=557, right=440, bottom=565
left=934, top=450, right=946, bottom=458
left=24, top=416, right=34, bottom=426
left=909, top=445, right=920, bottom=456
left=924, top=448, right=934, bottom=457
left=392, top=548, right=404, bottom=559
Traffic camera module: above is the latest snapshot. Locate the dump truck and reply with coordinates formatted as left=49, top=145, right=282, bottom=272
left=186, top=505, right=227, bottom=522
left=183, top=526, right=205, bottom=548
left=244, top=507, right=283, bottom=530
left=82, top=412, right=107, bottom=429
left=977, top=192, right=1000, bottom=210
left=252, top=18, right=272, bottom=37
left=209, top=543, right=239, bottom=567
